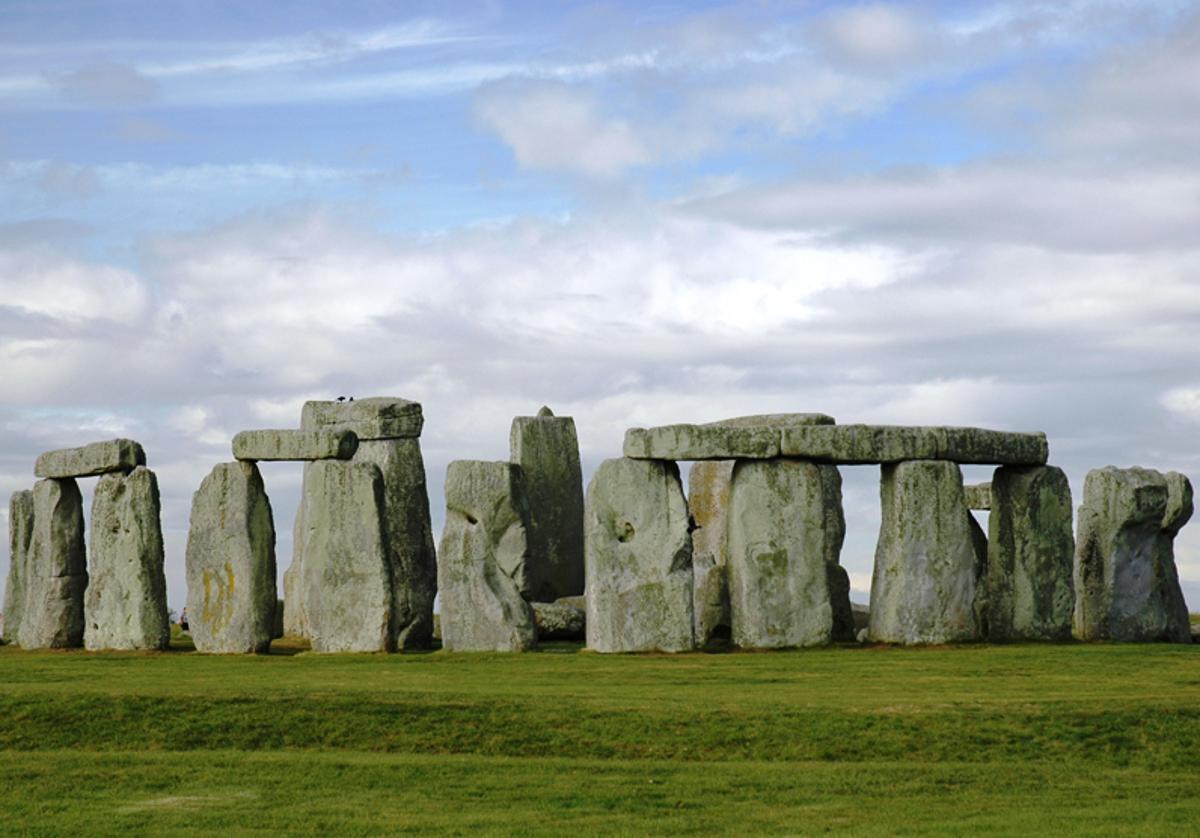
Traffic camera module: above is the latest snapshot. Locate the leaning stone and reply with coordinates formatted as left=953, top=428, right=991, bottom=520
left=232, top=429, right=357, bottom=462
left=688, top=461, right=734, bottom=645
left=34, top=438, right=145, bottom=479
left=301, top=397, right=423, bottom=440
left=2, top=490, right=34, bottom=644
left=869, top=460, right=982, bottom=644
left=185, top=462, right=277, bottom=654
left=510, top=409, right=585, bottom=601
left=1073, top=467, right=1191, bottom=642
left=585, top=458, right=694, bottom=653
left=965, top=482, right=992, bottom=510
left=780, top=425, right=1049, bottom=466
left=532, top=598, right=586, bottom=641
left=84, top=467, right=170, bottom=651
left=987, top=466, right=1074, bottom=641
left=438, top=461, right=536, bottom=652
left=727, top=459, right=848, bottom=648
left=17, top=478, right=87, bottom=649
left=300, top=460, right=393, bottom=653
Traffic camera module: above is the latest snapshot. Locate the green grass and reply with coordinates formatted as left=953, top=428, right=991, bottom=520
left=1, top=635, right=1198, bottom=834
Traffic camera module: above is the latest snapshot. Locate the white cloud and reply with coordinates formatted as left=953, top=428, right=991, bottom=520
left=1162, top=387, right=1200, bottom=423
left=0, top=247, right=149, bottom=324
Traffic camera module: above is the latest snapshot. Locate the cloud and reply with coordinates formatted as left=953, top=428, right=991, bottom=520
left=813, top=3, right=931, bottom=69
left=0, top=246, right=149, bottom=325
left=1162, top=387, right=1200, bottom=423
left=34, top=161, right=101, bottom=199
left=53, top=61, right=160, bottom=105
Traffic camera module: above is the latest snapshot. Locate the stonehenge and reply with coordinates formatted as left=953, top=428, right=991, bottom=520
left=2, top=406, right=1195, bottom=656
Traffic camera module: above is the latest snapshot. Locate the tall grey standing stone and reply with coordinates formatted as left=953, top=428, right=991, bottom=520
left=987, top=466, right=1074, bottom=641
left=510, top=407, right=585, bottom=601
left=869, top=460, right=982, bottom=644
left=438, top=460, right=537, bottom=652
left=299, top=460, right=393, bottom=653
left=1073, top=467, right=1191, bottom=642
left=17, top=478, right=87, bottom=649
left=688, top=460, right=734, bottom=644
left=185, top=462, right=277, bottom=654
left=2, top=490, right=34, bottom=644
left=282, top=462, right=311, bottom=638
left=727, top=459, right=849, bottom=648
left=585, top=458, right=694, bottom=653
left=85, top=466, right=170, bottom=651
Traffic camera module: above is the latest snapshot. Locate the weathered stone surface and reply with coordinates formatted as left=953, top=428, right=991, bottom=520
left=708, top=413, right=835, bottom=430
left=532, top=598, right=586, bottom=641
left=688, top=461, right=733, bottom=645
left=34, top=438, right=145, bottom=479
left=965, top=482, right=992, bottom=510
left=301, top=397, right=423, bottom=440
left=727, top=460, right=848, bottom=648
left=185, top=461, right=277, bottom=654
left=17, top=478, right=87, bottom=649
left=828, top=564, right=856, bottom=641
left=850, top=601, right=870, bottom=634
left=1073, top=467, right=1191, bottom=642
left=869, top=460, right=982, bottom=644
left=510, top=410, right=585, bottom=601
left=282, top=462, right=312, bottom=639
left=969, top=513, right=989, bottom=635
left=438, top=460, right=536, bottom=652
left=299, top=460, right=392, bottom=652
left=585, top=458, right=694, bottom=653
left=2, top=490, right=34, bottom=644
left=232, top=429, right=357, bottom=462
left=780, top=425, right=1049, bottom=466
left=84, top=467, right=170, bottom=651
left=1163, top=471, right=1194, bottom=536
left=987, top=466, right=1074, bottom=641
left=624, top=425, right=779, bottom=460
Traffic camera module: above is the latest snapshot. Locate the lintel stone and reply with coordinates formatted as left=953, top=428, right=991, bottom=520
left=780, top=425, right=1048, bottom=466
left=623, top=413, right=834, bottom=461
left=35, top=438, right=146, bottom=478
left=301, top=397, right=423, bottom=440
left=232, top=429, right=358, bottom=462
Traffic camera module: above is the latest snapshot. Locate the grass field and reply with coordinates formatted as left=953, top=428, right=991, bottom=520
left=2, top=632, right=1198, bottom=835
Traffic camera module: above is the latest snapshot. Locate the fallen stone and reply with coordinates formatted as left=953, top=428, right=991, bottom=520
left=2, top=490, right=35, bottom=644
left=300, top=460, right=393, bottom=652
left=185, top=461, right=277, bottom=654
left=1074, top=467, right=1191, bottom=642
left=869, top=460, right=982, bottom=644
left=965, top=482, right=992, bottom=510
left=688, top=460, right=734, bottom=645
left=532, top=598, right=586, bottom=641
left=727, top=459, right=848, bottom=648
left=301, top=397, right=423, bottom=440
left=987, top=466, right=1074, bottom=641
left=84, top=466, right=170, bottom=651
left=232, top=429, right=357, bottom=462
left=17, top=478, right=87, bottom=649
left=34, top=438, right=145, bottom=479
left=510, top=409, right=585, bottom=601
left=438, top=460, right=536, bottom=652
left=780, top=425, right=1049, bottom=466
left=585, top=457, right=694, bottom=653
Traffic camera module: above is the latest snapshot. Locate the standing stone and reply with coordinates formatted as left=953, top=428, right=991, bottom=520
left=869, top=460, right=982, bottom=644
left=17, top=478, right=87, bottom=649
left=299, top=460, right=393, bottom=653
left=988, top=466, right=1074, bottom=641
left=1073, top=467, right=1191, bottom=642
left=85, top=466, right=170, bottom=651
left=509, top=408, right=585, bottom=601
left=185, top=462, right=277, bottom=654
left=585, top=458, right=694, bottom=653
left=688, top=461, right=734, bottom=645
left=2, top=490, right=34, bottom=644
left=438, top=460, right=536, bottom=652
left=283, top=463, right=311, bottom=638
left=727, top=459, right=849, bottom=648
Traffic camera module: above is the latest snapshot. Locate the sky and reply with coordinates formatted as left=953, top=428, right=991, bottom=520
left=2, top=0, right=1199, bottom=614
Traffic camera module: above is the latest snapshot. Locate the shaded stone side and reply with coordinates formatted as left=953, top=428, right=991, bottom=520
left=301, top=397, right=423, bottom=440
left=869, top=460, right=982, bottom=644
left=510, top=410, right=585, bottom=601
left=300, top=460, right=393, bottom=653
left=988, top=466, right=1074, bottom=641
left=2, top=490, right=34, bottom=644
left=35, top=438, right=146, bottom=479
left=18, top=478, right=87, bottom=649
left=727, top=460, right=847, bottom=649
left=1073, top=467, right=1191, bottom=642
left=85, top=466, right=170, bottom=651
left=185, top=461, right=277, bottom=654
left=437, top=460, right=536, bottom=652
left=585, top=457, right=694, bottom=653
left=688, top=460, right=734, bottom=645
